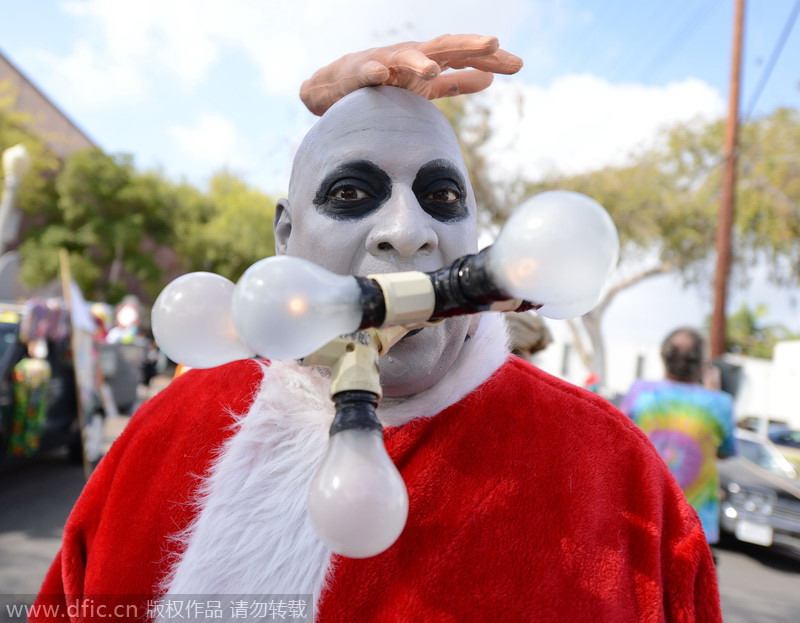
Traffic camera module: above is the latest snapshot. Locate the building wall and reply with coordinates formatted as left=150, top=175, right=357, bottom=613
left=0, top=52, right=187, bottom=306
left=720, top=354, right=772, bottom=420
left=0, top=51, right=96, bottom=158
left=770, top=341, right=800, bottom=427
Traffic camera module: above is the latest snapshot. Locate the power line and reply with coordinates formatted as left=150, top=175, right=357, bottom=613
left=635, top=0, right=723, bottom=82
left=743, top=0, right=800, bottom=120
left=569, top=0, right=630, bottom=74
left=620, top=0, right=698, bottom=81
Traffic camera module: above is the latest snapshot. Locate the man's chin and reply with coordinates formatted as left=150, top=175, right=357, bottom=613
left=377, top=320, right=468, bottom=398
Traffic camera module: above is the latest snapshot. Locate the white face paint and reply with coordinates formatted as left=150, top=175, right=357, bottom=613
left=275, top=87, right=478, bottom=397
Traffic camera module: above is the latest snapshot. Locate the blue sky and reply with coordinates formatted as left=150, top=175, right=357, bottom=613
left=1, top=0, right=799, bottom=343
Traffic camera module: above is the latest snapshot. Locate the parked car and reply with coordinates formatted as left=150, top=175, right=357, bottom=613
left=718, top=429, right=800, bottom=554
left=0, top=302, right=105, bottom=466
left=738, top=416, right=791, bottom=436
left=769, top=427, right=800, bottom=473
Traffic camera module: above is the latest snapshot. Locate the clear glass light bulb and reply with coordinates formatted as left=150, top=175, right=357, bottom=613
left=152, top=272, right=255, bottom=368
left=231, top=256, right=363, bottom=360
left=488, top=191, right=619, bottom=318
left=308, top=429, right=409, bottom=559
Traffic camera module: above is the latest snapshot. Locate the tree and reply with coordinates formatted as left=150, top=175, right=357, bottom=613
left=0, top=80, right=60, bottom=226
left=717, top=303, right=799, bottom=359
left=19, top=148, right=174, bottom=302
left=174, top=170, right=276, bottom=282
left=737, top=108, right=800, bottom=284
left=521, top=108, right=800, bottom=383
left=5, top=76, right=277, bottom=303
left=436, top=96, right=524, bottom=232
left=16, top=143, right=276, bottom=304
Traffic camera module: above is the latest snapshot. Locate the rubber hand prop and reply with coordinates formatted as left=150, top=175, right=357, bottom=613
left=300, top=34, right=523, bottom=115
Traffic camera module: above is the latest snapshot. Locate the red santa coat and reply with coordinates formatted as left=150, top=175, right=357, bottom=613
left=35, top=323, right=721, bottom=622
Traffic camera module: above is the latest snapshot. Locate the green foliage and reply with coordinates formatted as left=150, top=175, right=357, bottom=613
left=524, top=108, right=800, bottom=288
left=1, top=77, right=278, bottom=305
left=440, top=94, right=800, bottom=374
left=15, top=144, right=276, bottom=303
left=0, top=80, right=59, bottom=222
left=175, top=170, right=276, bottom=282
left=19, top=148, right=174, bottom=301
left=436, top=96, right=520, bottom=230
left=710, top=303, right=799, bottom=359
left=737, top=108, right=800, bottom=285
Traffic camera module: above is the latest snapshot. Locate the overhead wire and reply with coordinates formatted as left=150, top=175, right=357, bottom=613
left=562, top=0, right=630, bottom=75
left=568, top=1, right=683, bottom=80
left=743, top=0, right=800, bottom=120
left=634, top=0, right=723, bottom=82
left=620, top=0, right=696, bottom=82
left=565, top=1, right=718, bottom=85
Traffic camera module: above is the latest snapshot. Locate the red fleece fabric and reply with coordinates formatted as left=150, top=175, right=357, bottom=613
left=35, top=356, right=722, bottom=622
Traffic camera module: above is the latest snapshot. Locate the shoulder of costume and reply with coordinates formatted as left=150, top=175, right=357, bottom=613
left=113, top=359, right=268, bottom=455
left=497, top=356, right=703, bottom=517
left=143, top=358, right=264, bottom=414
left=480, top=355, right=636, bottom=429
left=468, top=355, right=675, bottom=477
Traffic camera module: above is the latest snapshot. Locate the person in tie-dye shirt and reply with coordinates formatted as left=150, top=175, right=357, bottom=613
left=621, top=328, right=737, bottom=545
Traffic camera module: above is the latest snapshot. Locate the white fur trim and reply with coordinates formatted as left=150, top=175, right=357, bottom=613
left=160, top=313, right=509, bottom=619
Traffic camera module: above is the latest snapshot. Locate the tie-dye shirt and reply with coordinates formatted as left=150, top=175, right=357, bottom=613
left=621, top=379, right=736, bottom=543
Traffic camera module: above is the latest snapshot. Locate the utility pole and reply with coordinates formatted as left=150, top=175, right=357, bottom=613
left=710, top=0, right=746, bottom=360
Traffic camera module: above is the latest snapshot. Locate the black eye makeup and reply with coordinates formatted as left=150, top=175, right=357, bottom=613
left=313, top=160, right=392, bottom=220
left=312, top=158, right=469, bottom=223
left=412, top=159, right=468, bottom=222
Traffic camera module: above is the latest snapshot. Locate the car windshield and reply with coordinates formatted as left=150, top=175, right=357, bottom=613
left=738, top=437, right=797, bottom=479
left=770, top=430, right=800, bottom=447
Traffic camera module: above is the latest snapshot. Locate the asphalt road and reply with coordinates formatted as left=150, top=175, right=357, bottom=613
left=716, top=538, right=800, bottom=621
left=2, top=429, right=799, bottom=621
left=0, top=452, right=85, bottom=595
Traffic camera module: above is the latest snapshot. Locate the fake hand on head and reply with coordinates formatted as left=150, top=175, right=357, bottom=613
left=300, top=34, right=523, bottom=116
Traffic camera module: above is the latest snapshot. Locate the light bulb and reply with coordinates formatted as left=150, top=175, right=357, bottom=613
left=231, top=256, right=363, bottom=360
left=308, top=429, right=409, bottom=558
left=537, top=298, right=600, bottom=320
left=488, top=191, right=619, bottom=314
left=152, top=272, right=254, bottom=368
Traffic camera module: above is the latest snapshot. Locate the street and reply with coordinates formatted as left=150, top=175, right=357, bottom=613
left=2, top=434, right=799, bottom=620
left=716, top=539, right=800, bottom=621
left=0, top=453, right=84, bottom=595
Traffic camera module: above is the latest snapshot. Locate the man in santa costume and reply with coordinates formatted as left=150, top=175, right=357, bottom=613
left=35, top=36, right=722, bottom=622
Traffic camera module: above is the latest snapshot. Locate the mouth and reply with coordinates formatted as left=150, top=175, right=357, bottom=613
left=401, top=327, right=424, bottom=341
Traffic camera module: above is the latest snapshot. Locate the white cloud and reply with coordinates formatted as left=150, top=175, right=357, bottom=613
left=54, top=0, right=228, bottom=98
left=48, top=0, right=554, bottom=107
left=479, top=74, right=726, bottom=182
left=169, top=113, right=252, bottom=175
left=43, top=2, right=725, bottom=198
left=34, top=39, right=146, bottom=108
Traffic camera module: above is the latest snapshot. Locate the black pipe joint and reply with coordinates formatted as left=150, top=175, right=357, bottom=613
left=355, top=277, right=387, bottom=329
left=427, top=248, right=511, bottom=319
left=330, top=390, right=383, bottom=436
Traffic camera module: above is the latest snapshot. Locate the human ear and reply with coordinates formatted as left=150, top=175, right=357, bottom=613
left=274, top=199, right=292, bottom=255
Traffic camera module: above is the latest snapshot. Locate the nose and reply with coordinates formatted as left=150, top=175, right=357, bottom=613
left=366, top=186, right=438, bottom=260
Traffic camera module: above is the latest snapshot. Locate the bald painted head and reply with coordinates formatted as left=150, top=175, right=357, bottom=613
left=274, top=86, right=479, bottom=397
